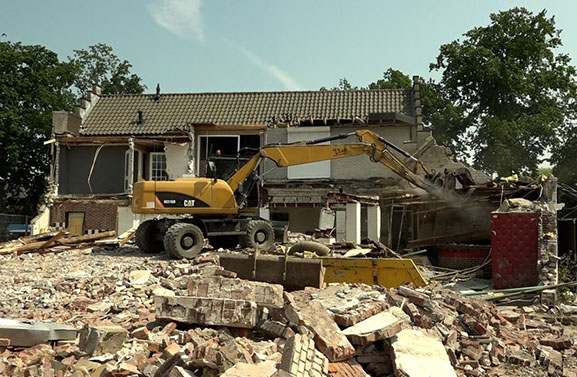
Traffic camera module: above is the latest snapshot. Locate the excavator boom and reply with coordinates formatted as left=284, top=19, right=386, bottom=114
left=227, top=129, right=433, bottom=194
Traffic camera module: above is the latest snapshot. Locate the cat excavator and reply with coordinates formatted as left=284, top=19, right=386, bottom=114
left=131, top=129, right=437, bottom=259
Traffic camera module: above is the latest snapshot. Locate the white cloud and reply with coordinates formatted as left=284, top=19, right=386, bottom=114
left=148, top=0, right=204, bottom=41
left=235, top=44, right=303, bottom=91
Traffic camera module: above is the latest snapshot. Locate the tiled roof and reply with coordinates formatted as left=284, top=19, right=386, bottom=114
left=80, top=90, right=414, bottom=135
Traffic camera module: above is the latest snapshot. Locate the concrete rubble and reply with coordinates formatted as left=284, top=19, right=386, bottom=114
left=0, top=247, right=576, bottom=376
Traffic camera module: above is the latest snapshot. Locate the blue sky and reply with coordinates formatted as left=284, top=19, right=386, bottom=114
left=2, top=0, right=577, bottom=93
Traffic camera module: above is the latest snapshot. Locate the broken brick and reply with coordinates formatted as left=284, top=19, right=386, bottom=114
left=540, top=337, right=573, bottom=350
left=220, top=361, right=277, bottom=377
left=187, top=275, right=284, bottom=309
left=328, top=359, right=369, bottom=377
left=285, top=299, right=355, bottom=362
left=279, top=333, right=329, bottom=377
left=155, top=295, right=258, bottom=328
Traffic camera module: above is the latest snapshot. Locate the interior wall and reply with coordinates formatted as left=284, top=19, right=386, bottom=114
left=330, top=125, right=415, bottom=180
left=271, top=207, right=322, bottom=233
left=58, top=145, right=127, bottom=195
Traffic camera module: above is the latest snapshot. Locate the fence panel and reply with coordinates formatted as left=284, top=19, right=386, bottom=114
left=0, top=214, right=30, bottom=242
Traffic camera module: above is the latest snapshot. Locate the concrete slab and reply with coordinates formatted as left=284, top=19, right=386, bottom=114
left=390, top=329, right=457, bottom=377
left=0, top=318, right=77, bottom=347
left=341, top=307, right=408, bottom=345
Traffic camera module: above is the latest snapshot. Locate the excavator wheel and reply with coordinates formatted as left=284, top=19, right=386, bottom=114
left=240, top=220, right=275, bottom=251
left=210, top=236, right=239, bottom=250
left=135, top=220, right=164, bottom=253
left=164, top=223, right=205, bottom=259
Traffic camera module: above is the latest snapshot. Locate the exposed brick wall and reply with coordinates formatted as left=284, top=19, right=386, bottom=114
left=51, top=199, right=126, bottom=232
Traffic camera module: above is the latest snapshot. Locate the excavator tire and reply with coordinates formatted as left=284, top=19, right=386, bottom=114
left=240, top=220, right=275, bottom=251
left=288, top=241, right=330, bottom=256
left=210, top=236, right=239, bottom=250
left=135, top=220, right=164, bottom=253
left=164, top=223, right=204, bottom=259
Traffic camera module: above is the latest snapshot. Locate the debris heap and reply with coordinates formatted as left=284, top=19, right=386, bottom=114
left=0, top=248, right=576, bottom=376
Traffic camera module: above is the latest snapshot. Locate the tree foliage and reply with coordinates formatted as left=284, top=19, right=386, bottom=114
left=320, top=78, right=360, bottom=91
left=69, top=43, right=146, bottom=95
left=551, top=126, right=577, bottom=187
left=368, top=68, right=412, bottom=90
left=0, top=41, right=77, bottom=215
left=0, top=41, right=145, bottom=216
left=430, top=7, right=577, bottom=176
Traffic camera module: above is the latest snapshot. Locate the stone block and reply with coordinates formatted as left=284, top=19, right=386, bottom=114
left=279, top=333, right=329, bottom=377
left=187, top=276, right=284, bottom=309
left=129, top=269, right=151, bottom=285
left=155, top=295, right=258, bottom=328
left=389, top=329, right=457, bottom=377
left=341, top=308, right=408, bottom=345
left=541, top=289, right=557, bottom=306
left=285, top=300, right=355, bottom=362
left=78, top=325, right=128, bottom=356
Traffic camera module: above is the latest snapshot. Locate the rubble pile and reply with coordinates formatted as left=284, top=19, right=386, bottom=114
left=0, top=248, right=576, bottom=376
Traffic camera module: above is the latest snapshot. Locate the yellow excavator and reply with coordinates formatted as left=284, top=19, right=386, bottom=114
left=132, top=129, right=435, bottom=258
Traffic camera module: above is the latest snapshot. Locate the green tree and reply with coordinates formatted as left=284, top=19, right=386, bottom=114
left=320, top=77, right=360, bottom=91
left=69, top=43, right=146, bottom=95
left=0, top=41, right=77, bottom=215
left=552, top=127, right=577, bottom=187
left=430, top=7, right=577, bottom=176
left=366, top=69, right=470, bottom=156
left=368, top=68, right=411, bottom=90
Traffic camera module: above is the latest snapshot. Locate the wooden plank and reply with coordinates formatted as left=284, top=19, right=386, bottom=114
left=38, top=231, right=66, bottom=250
left=0, top=231, right=116, bottom=255
left=118, top=227, right=136, bottom=247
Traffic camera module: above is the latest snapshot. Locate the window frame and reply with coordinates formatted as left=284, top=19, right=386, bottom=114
left=149, top=152, right=169, bottom=181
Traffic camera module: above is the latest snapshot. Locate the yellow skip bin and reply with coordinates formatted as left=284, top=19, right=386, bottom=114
left=322, top=258, right=428, bottom=288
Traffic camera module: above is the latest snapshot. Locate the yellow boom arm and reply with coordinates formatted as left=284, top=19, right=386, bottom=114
left=227, top=129, right=432, bottom=193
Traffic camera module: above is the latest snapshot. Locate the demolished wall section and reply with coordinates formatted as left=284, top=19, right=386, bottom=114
left=51, top=199, right=128, bottom=233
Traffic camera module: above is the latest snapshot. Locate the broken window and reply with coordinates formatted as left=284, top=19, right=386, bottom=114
left=197, top=135, right=240, bottom=178
left=150, top=152, right=169, bottom=181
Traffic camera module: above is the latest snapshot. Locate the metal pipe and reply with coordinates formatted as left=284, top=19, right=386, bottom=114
left=305, top=132, right=355, bottom=145
left=377, top=135, right=418, bottom=162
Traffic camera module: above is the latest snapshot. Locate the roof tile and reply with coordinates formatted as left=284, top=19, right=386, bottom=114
left=81, top=90, right=413, bottom=135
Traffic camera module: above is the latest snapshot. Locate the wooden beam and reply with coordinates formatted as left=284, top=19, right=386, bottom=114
left=39, top=230, right=66, bottom=250
left=1, top=230, right=116, bottom=255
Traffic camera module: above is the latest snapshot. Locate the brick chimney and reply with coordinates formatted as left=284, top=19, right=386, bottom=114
left=73, top=84, right=102, bottom=120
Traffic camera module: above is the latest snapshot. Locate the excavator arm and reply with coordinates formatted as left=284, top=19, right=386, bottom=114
left=227, top=129, right=434, bottom=194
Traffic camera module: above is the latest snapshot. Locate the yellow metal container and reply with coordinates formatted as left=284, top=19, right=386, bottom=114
left=322, top=258, right=428, bottom=288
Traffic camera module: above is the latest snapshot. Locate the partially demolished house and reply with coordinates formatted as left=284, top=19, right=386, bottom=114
left=40, top=77, right=489, bottom=247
